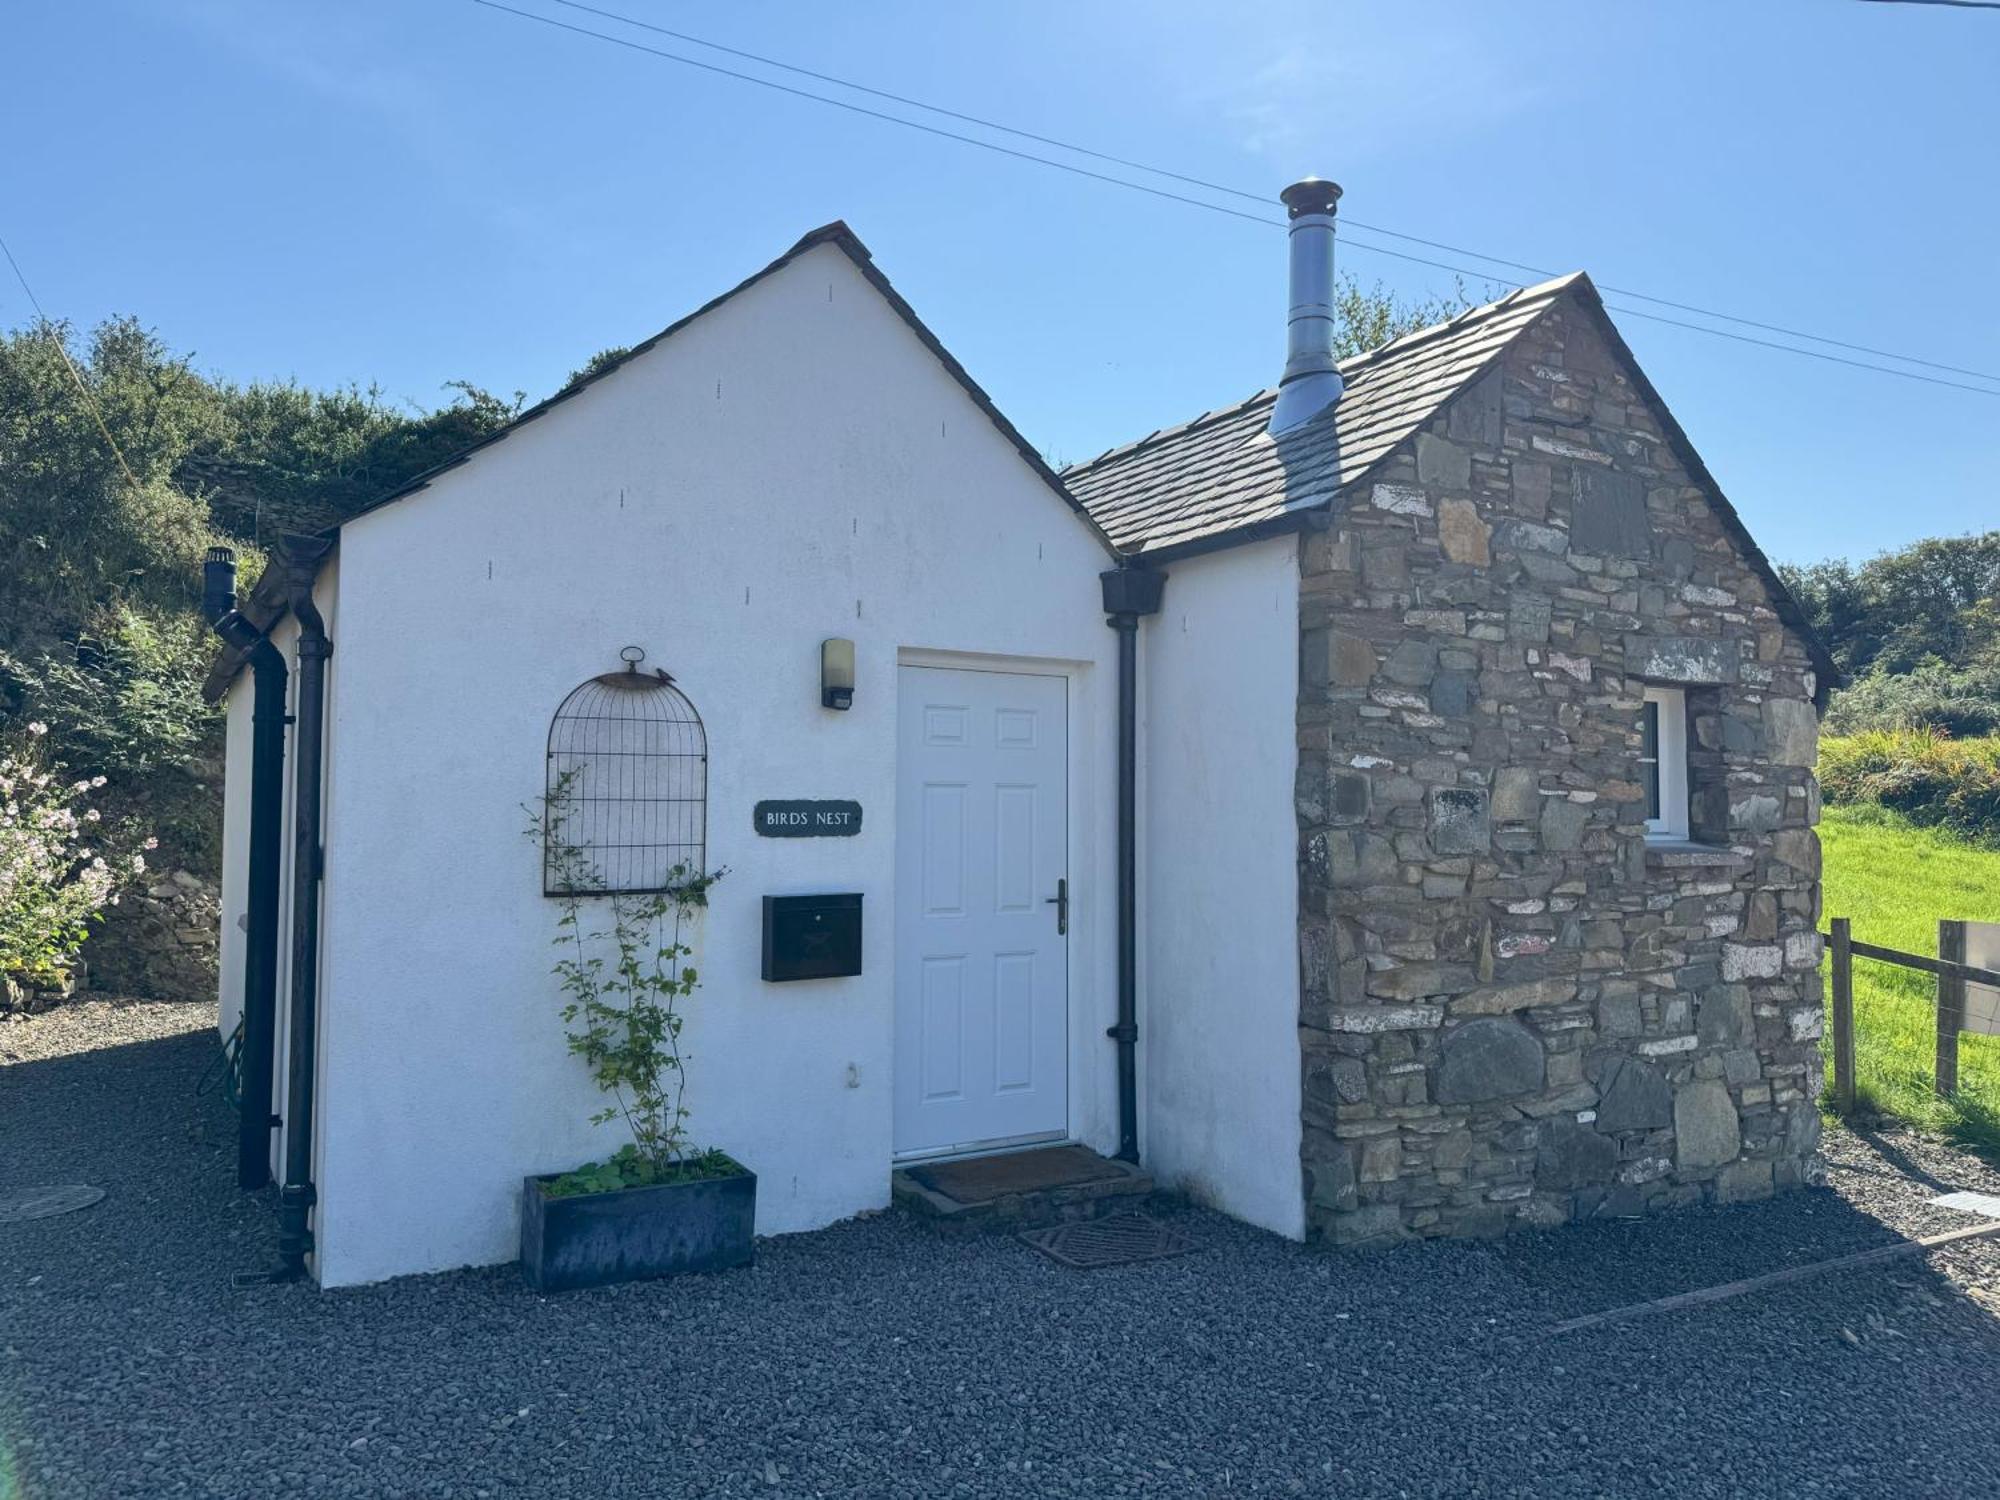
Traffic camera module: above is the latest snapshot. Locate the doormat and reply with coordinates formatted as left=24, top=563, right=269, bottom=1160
left=909, top=1145, right=1126, bottom=1205
left=1019, top=1213, right=1199, bottom=1270
left=0, top=1185, right=105, bottom=1224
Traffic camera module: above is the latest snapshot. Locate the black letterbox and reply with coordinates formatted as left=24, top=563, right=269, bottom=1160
left=761, top=893, right=863, bottom=982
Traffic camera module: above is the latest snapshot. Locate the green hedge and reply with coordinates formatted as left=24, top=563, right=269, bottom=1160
left=1824, top=663, right=2000, bottom=739
left=1818, top=729, right=2000, bottom=844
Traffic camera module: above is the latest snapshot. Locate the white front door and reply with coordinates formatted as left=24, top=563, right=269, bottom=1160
left=894, top=665, right=1069, bottom=1157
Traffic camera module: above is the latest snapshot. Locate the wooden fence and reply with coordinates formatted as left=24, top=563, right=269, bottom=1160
left=1825, top=918, right=2000, bottom=1114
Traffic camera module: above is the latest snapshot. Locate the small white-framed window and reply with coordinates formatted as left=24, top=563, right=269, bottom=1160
left=1640, top=685, right=1689, bottom=841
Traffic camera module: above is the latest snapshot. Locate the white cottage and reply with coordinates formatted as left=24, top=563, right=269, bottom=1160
left=207, top=186, right=1830, bottom=1285
left=205, top=218, right=1300, bottom=1286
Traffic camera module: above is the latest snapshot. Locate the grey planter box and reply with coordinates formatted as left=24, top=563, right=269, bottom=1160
left=520, top=1159, right=755, bottom=1292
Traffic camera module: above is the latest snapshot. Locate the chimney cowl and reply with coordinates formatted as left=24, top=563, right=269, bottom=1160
left=1268, top=175, right=1346, bottom=437
left=202, top=545, right=239, bottom=625
left=1279, top=177, right=1343, bottom=219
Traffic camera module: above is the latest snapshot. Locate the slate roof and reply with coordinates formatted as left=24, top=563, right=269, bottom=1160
left=1063, top=274, right=1582, bottom=561
left=207, top=237, right=1838, bottom=701
left=1063, top=271, right=1839, bottom=693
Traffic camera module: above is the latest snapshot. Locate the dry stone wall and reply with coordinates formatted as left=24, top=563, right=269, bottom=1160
left=1296, top=295, right=1824, bottom=1247
left=3, top=869, right=220, bottom=1012
left=83, top=869, right=221, bottom=1004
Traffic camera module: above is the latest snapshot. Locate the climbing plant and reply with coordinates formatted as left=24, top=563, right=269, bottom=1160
left=527, top=772, right=730, bottom=1194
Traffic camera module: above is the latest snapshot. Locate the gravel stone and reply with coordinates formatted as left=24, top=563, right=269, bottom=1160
left=8, top=1002, right=2000, bottom=1497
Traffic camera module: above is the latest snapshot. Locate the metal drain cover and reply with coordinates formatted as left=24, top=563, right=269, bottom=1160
left=0, top=1185, right=105, bottom=1224
left=1019, top=1213, right=1198, bottom=1270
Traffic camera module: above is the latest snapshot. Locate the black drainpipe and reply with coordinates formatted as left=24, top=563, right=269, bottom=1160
left=1099, top=563, right=1165, bottom=1163
left=202, top=548, right=287, bottom=1191
left=274, top=534, right=334, bottom=1280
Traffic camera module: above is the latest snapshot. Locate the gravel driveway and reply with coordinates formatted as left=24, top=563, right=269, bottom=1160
left=8, top=999, right=2000, bottom=1498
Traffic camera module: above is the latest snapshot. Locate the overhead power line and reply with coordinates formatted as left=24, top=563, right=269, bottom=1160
left=476, top=0, right=1999, bottom=397
left=0, top=231, right=146, bottom=494
left=545, top=0, right=1282, bottom=208
left=547, top=0, right=1998, bottom=387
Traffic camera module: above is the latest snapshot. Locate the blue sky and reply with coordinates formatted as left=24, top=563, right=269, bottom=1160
left=7, top=1, right=1995, bottom=566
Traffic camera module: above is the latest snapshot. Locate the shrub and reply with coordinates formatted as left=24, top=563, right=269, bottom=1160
left=1823, top=663, right=2000, bottom=739
left=1818, top=728, right=2000, bottom=844
left=1, top=606, right=224, bottom=877
left=3, top=607, right=219, bottom=778
left=0, top=317, right=228, bottom=649
left=0, top=726, right=154, bottom=977
left=1781, top=532, right=2000, bottom=680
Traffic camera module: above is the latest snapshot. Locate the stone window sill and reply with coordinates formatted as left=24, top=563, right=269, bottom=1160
left=1643, top=839, right=1750, bottom=871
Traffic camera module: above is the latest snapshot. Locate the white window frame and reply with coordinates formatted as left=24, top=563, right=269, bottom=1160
left=1641, top=685, right=1689, bottom=841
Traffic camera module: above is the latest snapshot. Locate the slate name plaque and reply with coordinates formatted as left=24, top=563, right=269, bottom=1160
left=754, top=799, right=863, bottom=838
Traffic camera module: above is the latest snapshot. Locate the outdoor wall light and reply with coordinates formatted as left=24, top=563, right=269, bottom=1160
left=821, top=638, right=855, bottom=710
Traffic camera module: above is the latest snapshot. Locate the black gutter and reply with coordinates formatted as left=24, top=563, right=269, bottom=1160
left=1126, top=505, right=1325, bottom=569
left=202, top=549, right=287, bottom=1191
left=274, top=534, right=335, bottom=1280
left=1099, top=564, right=1166, bottom=1164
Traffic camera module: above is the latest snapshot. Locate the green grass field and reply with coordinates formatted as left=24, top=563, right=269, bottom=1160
left=1819, top=802, right=2000, bottom=1152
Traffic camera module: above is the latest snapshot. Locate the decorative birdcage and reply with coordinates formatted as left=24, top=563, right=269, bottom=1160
left=544, top=647, right=707, bottom=895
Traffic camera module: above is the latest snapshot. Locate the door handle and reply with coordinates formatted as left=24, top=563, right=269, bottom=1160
left=1046, top=877, right=1068, bottom=936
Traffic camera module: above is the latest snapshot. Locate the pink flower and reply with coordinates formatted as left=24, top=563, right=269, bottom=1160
left=26, top=721, right=46, bottom=737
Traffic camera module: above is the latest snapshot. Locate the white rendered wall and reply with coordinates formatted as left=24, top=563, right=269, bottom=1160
left=1139, top=534, right=1304, bottom=1239
left=216, top=579, right=332, bottom=1191
left=300, top=563, right=338, bottom=1206
left=216, top=677, right=254, bottom=1041
left=310, top=243, right=1121, bottom=1286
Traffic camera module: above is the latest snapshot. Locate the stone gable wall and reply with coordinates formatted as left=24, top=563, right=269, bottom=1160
left=1296, top=296, right=1824, bottom=1246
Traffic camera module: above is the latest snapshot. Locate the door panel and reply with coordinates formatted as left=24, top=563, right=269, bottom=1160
left=919, top=958, right=965, bottom=1101
left=920, top=784, right=966, bottom=915
left=992, top=952, right=1036, bottom=1093
left=895, top=666, right=1068, bottom=1156
left=993, top=785, right=1038, bottom=912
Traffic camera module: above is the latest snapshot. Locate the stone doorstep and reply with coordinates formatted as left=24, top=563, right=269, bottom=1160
left=892, top=1146, right=1156, bottom=1234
